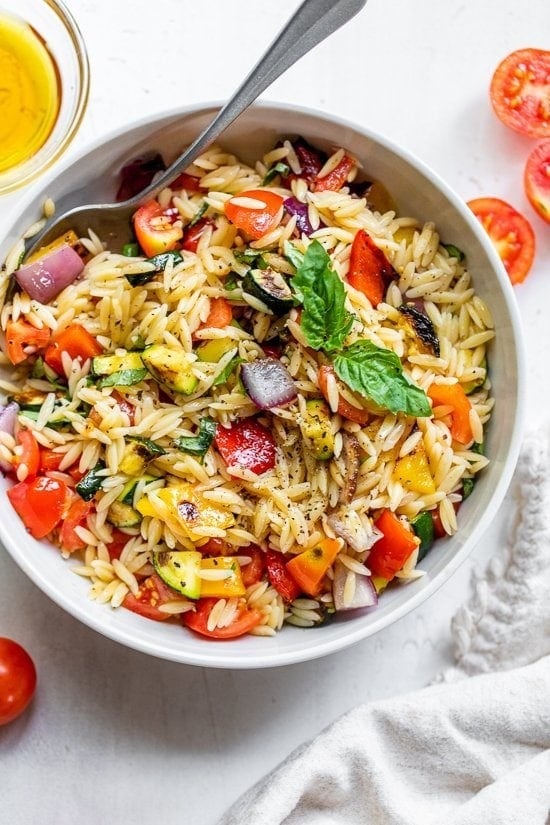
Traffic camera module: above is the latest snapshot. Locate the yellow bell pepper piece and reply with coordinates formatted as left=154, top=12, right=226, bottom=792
left=199, top=557, right=246, bottom=598
left=392, top=442, right=435, bottom=495
left=196, top=337, right=237, bottom=363
left=136, top=482, right=234, bottom=541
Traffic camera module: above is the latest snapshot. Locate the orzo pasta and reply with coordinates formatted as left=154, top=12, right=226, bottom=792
left=0, top=137, right=493, bottom=639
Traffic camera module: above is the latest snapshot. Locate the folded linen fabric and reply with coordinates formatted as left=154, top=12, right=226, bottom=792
left=218, top=435, right=550, bottom=825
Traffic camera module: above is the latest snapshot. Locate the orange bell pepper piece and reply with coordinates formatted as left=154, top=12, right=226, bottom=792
left=285, top=537, right=342, bottom=597
left=368, top=509, right=419, bottom=581
left=428, top=382, right=474, bottom=445
left=201, top=297, right=233, bottom=329
left=317, top=365, right=370, bottom=426
left=44, top=324, right=103, bottom=375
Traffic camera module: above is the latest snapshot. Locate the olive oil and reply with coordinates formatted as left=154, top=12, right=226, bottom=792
left=0, top=11, right=60, bottom=173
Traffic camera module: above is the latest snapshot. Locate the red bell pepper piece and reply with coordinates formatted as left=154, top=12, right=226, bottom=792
left=5, top=319, right=50, bottom=365
left=347, top=229, right=396, bottom=307
left=214, top=419, right=277, bottom=475
left=266, top=550, right=301, bottom=602
left=314, top=154, right=355, bottom=192
left=44, top=324, right=103, bottom=375
left=368, top=509, right=419, bottom=581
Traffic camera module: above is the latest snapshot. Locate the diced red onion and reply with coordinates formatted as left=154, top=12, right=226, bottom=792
left=0, top=402, right=19, bottom=472
left=241, top=358, right=297, bottom=410
left=283, top=197, right=315, bottom=236
left=327, top=509, right=383, bottom=554
left=15, top=245, right=85, bottom=304
left=332, top=560, right=378, bottom=612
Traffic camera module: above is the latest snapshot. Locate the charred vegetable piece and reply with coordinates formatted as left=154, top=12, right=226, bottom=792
left=141, top=345, right=198, bottom=395
left=107, top=500, right=141, bottom=528
left=152, top=550, right=202, bottom=599
left=241, top=358, right=297, bottom=410
left=339, top=433, right=361, bottom=503
left=116, top=153, right=165, bottom=202
left=75, top=461, right=106, bottom=501
left=119, top=436, right=166, bottom=476
left=125, top=250, right=184, bottom=286
left=398, top=304, right=440, bottom=357
left=173, top=417, right=217, bottom=457
left=292, top=138, right=326, bottom=183
left=242, top=267, right=294, bottom=316
left=299, top=399, right=335, bottom=460
left=15, top=244, right=85, bottom=304
left=119, top=474, right=160, bottom=505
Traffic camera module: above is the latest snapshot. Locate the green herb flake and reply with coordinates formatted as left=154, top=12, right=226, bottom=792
left=262, top=161, right=290, bottom=185
left=212, top=355, right=243, bottom=386
left=333, top=340, right=431, bottom=417
left=290, top=240, right=353, bottom=353
left=443, top=243, right=465, bottom=262
left=97, top=368, right=148, bottom=389
left=173, top=417, right=217, bottom=457
left=187, top=201, right=208, bottom=228
left=122, top=242, right=140, bottom=257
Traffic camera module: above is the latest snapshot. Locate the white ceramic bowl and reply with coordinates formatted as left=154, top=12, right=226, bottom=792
left=0, top=103, right=525, bottom=668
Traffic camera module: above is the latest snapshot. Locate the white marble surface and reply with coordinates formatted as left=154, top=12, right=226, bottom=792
left=1, top=1, right=549, bottom=822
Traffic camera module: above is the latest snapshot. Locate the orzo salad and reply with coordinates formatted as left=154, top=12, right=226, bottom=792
left=0, top=137, right=493, bottom=639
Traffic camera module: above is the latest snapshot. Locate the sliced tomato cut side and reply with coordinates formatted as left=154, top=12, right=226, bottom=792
left=524, top=139, right=550, bottom=224
left=182, top=597, right=262, bottom=639
left=467, top=197, right=535, bottom=284
left=490, top=48, right=550, bottom=138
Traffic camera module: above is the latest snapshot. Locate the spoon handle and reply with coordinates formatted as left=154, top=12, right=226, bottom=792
left=129, top=0, right=367, bottom=204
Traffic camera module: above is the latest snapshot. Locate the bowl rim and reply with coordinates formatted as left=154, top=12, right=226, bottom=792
left=0, top=0, right=90, bottom=194
left=0, top=100, right=527, bottom=668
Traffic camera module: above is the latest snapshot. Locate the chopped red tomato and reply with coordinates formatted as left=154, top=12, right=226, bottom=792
left=59, top=497, right=92, bottom=553
left=347, top=229, right=396, bottom=306
left=198, top=537, right=231, bottom=556
left=467, top=197, right=535, bottom=285
left=39, top=448, right=64, bottom=472
left=12, top=429, right=40, bottom=479
left=285, top=537, right=342, bottom=597
left=122, top=573, right=175, bottom=621
left=266, top=549, right=301, bottom=602
left=214, top=418, right=277, bottom=475
left=182, top=597, right=262, bottom=639
left=225, top=189, right=284, bottom=240
left=106, top=529, right=131, bottom=561
left=5, top=319, right=50, bottom=366
left=170, top=172, right=202, bottom=192
left=7, top=476, right=69, bottom=539
left=44, top=324, right=103, bottom=375
left=368, top=510, right=419, bottom=581
left=133, top=199, right=183, bottom=258
left=490, top=48, right=550, bottom=138
left=314, top=154, right=355, bottom=192
left=240, top=546, right=266, bottom=588
left=428, top=382, right=474, bottom=445
left=524, top=139, right=550, bottom=224
left=317, top=365, right=370, bottom=426
left=182, top=217, right=215, bottom=252
left=201, top=297, right=233, bottom=329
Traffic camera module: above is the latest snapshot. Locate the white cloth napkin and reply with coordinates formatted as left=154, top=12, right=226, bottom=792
left=218, top=434, right=550, bottom=825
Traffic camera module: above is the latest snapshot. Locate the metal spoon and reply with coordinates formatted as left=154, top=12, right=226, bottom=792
left=26, top=0, right=367, bottom=257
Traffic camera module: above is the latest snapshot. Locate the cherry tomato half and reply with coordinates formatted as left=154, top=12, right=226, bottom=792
left=524, top=139, right=550, bottom=224
left=467, top=197, right=535, bottom=285
left=133, top=200, right=183, bottom=258
left=225, top=189, right=284, bottom=240
left=182, top=598, right=262, bottom=639
left=122, top=573, right=174, bottom=622
left=0, top=638, right=37, bottom=725
left=490, top=48, right=550, bottom=138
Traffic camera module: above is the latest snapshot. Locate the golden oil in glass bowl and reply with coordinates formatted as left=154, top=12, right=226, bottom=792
left=0, top=9, right=61, bottom=175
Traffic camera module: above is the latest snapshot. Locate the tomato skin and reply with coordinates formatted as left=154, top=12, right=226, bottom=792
left=170, top=172, right=202, bottom=192
left=317, top=365, right=370, bottom=426
left=524, top=140, right=550, bottom=224
left=0, top=638, right=37, bottom=725
left=182, top=217, right=215, bottom=252
left=314, top=154, right=355, bottom=192
left=106, top=529, right=131, bottom=561
left=13, top=429, right=40, bottom=479
left=7, top=476, right=69, bottom=539
left=214, top=419, right=277, bottom=475
left=467, top=197, right=535, bottom=285
left=490, top=48, right=550, bottom=138
left=59, top=497, right=93, bottom=553
left=133, top=200, right=183, bottom=258
left=266, top=550, right=301, bottom=602
left=5, top=319, right=50, bottom=365
left=122, top=573, right=174, bottom=621
left=182, top=598, right=262, bottom=639
left=44, top=324, right=103, bottom=375
left=225, top=189, right=284, bottom=240
left=240, top=546, right=266, bottom=588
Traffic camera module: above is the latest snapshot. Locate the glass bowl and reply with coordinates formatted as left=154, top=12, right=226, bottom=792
left=0, top=0, right=89, bottom=194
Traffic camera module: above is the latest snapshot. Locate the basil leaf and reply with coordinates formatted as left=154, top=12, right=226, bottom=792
left=333, top=340, right=431, bottom=417
left=443, top=243, right=465, bottom=262
left=125, top=251, right=183, bottom=286
left=262, top=161, right=290, bottom=185
left=283, top=240, right=304, bottom=270
left=173, top=417, right=217, bottom=456
left=291, top=240, right=353, bottom=353
left=213, top=355, right=243, bottom=386
left=97, top=368, right=148, bottom=389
